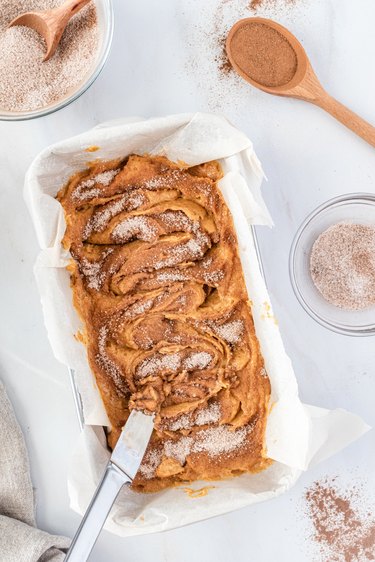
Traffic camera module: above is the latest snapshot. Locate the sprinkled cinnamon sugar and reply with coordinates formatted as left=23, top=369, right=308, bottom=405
left=195, top=402, right=221, bottom=425
left=140, top=421, right=255, bottom=480
left=137, top=352, right=182, bottom=379
left=137, top=350, right=214, bottom=379
left=73, top=169, right=120, bottom=201
left=310, top=223, right=375, bottom=310
left=84, top=193, right=146, bottom=237
left=208, top=319, right=244, bottom=344
left=184, top=351, right=212, bottom=370
left=155, top=270, right=189, bottom=283
left=304, top=478, right=375, bottom=562
left=80, top=257, right=105, bottom=290
left=123, top=299, right=154, bottom=319
left=143, top=170, right=183, bottom=191
left=139, top=449, right=162, bottom=480
left=202, top=268, right=225, bottom=285
left=96, top=326, right=128, bottom=394
left=78, top=247, right=113, bottom=290
left=166, top=402, right=221, bottom=431
left=153, top=227, right=211, bottom=270
left=112, top=216, right=158, bottom=243
left=164, top=423, right=254, bottom=465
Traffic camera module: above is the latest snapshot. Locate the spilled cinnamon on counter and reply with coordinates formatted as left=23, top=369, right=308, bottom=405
left=227, top=21, right=297, bottom=87
left=217, top=35, right=234, bottom=75
left=305, top=478, right=375, bottom=561
left=248, top=0, right=297, bottom=10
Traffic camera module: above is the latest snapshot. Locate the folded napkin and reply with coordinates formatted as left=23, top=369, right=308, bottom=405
left=0, top=381, right=70, bottom=562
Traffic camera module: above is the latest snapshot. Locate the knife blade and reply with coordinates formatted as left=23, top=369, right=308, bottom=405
left=65, top=410, right=154, bottom=562
left=111, top=409, right=155, bottom=479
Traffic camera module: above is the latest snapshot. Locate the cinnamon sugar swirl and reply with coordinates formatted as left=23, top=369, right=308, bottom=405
left=57, top=154, right=271, bottom=492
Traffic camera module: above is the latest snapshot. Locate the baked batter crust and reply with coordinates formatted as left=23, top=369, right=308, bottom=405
left=57, top=154, right=271, bottom=492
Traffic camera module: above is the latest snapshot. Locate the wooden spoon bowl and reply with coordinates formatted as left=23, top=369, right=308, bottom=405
left=9, top=0, right=91, bottom=62
left=226, top=18, right=375, bottom=148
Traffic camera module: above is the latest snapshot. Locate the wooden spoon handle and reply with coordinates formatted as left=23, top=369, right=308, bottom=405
left=59, top=0, right=91, bottom=17
left=314, top=93, right=375, bottom=148
left=43, top=0, right=91, bottom=60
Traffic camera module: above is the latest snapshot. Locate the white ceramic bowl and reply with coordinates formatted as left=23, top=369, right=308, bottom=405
left=0, top=0, right=113, bottom=121
left=290, top=193, right=375, bottom=336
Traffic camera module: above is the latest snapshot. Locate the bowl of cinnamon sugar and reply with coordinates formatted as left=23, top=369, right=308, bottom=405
left=0, top=0, right=113, bottom=121
left=290, top=193, right=375, bottom=336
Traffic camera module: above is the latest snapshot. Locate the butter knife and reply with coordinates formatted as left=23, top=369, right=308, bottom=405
left=65, top=410, right=154, bottom=561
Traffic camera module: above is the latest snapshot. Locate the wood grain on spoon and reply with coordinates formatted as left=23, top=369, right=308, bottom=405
left=226, top=18, right=375, bottom=148
left=9, top=0, right=91, bottom=62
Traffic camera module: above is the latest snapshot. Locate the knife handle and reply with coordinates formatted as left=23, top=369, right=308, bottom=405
left=65, top=462, right=131, bottom=561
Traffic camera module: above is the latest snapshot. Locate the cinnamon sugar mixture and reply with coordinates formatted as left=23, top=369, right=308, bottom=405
left=310, top=223, right=375, bottom=310
left=305, top=478, right=375, bottom=562
left=0, top=0, right=98, bottom=112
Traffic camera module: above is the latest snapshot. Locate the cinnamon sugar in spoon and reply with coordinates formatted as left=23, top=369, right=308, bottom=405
left=226, top=18, right=375, bottom=148
left=9, top=0, right=91, bottom=62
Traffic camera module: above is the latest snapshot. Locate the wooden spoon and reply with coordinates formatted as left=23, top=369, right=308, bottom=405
left=9, top=0, right=91, bottom=62
left=226, top=18, right=375, bottom=148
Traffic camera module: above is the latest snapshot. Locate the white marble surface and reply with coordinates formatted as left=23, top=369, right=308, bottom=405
left=0, top=0, right=374, bottom=560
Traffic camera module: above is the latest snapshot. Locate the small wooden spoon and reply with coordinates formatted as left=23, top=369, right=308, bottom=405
left=226, top=18, right=375, bottom=148
left=9, top=0, right=91, bottom=62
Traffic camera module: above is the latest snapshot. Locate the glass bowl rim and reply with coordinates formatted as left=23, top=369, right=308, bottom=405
left=0, top=0, right=114, bottom=122
left=289, top=192, right=375, bottom=337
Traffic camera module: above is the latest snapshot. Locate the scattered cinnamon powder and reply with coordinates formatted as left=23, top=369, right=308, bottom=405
left=310, top=223, right=375, bottom=310
left=248, top=0, right=297, bottom=11
left=305, top=478, right=375, bottom=562
left=228, top=21, right=298, bottom=87
left=216, top=35, right=234, bottom=75
left=185, top=0, right=304, bottom=112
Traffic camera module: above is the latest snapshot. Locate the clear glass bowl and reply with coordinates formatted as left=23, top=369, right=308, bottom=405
left=289, top=193, right=375, bottom=336
left=0, top=0, right=113, bottom=121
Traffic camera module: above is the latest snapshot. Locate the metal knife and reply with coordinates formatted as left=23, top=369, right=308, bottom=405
left=65, top=410, right=154, bottom=561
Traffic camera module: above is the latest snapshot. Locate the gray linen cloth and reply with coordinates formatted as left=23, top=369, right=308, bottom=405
left=0, top=381, right=70, bottom=562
